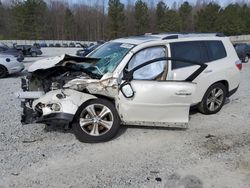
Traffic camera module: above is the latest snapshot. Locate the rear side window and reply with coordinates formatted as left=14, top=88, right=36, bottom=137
left=205, top=41, right=227, bottom=61
left=170, top=41, right=208, bottom=69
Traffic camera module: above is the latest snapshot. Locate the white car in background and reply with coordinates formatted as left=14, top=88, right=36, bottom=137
left=0, top=54, right=25, bottom=78
left=18, top=33, right=241, bottom=143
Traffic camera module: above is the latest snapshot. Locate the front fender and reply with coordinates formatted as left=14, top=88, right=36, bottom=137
left=33, top=89, right=97, bottom=116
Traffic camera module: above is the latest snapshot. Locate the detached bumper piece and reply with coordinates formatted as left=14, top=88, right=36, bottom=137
left=21, top=101, right=39, bottom=125
left=36, top=113, right=74, bottom=125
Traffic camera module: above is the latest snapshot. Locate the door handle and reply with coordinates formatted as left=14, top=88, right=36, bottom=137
left=175, top=91, right=192, bottom=96
left=204, top=70, right=213, bottom=73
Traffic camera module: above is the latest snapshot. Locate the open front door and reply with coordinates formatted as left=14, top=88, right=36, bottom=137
left=118, top=81, right=196, bottom=124
left=118, top=55, right=207, bottom=125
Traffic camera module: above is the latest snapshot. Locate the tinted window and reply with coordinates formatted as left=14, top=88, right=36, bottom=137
left=170, top=41, right=208, bottom=69
left=205, top=41, right=226, bottom=61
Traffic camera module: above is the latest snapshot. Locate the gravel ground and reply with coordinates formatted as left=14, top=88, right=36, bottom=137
left=0, top=48, right=250, bottom=188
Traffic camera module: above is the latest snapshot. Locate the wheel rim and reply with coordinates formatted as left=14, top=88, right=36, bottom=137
left=206, top=88, right=224, bottom=112
left=79, top=104, right=114, bottom=136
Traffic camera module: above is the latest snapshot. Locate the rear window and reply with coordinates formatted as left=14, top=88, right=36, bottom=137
left=205, top=41, right=227, bottom=61
left=170, top=41, right=208, bottom=69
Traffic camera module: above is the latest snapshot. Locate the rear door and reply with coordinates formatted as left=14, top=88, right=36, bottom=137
left=168, top=40, right=227, bottom=103
left=168, top=41, right=209, bottom=81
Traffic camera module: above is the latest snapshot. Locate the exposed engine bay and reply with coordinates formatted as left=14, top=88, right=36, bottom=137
left=23, top=54, right=102, bottom=93
left=25, top=66, right=91, bottom=92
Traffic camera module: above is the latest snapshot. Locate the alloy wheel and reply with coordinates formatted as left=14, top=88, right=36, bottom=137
left=206, top=88, right=224, bottom=112
left=79, top=104, right=114, bottom=136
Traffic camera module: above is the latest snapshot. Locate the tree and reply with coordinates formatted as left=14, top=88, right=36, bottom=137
left=155, top=1, right=180, bottom=33
left=165, top=9, right=181, bottom=32
left=107, top=0, right=125, bottom=39
left=179, top=1, right=193, bottom=32
left=215, top=4, right=247, bottom=35
left=134, top=0, right=149, bottom=34
left=64, top=8, right=75, bottom=40
left=195, top=3, right=221, bottom=32
left=156, top=1, right=167, bottom=32
left=12, top=0, right=48, bottom=39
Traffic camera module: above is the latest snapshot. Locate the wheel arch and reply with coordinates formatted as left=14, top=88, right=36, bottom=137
left=0, top=64, right=9, bottom=76
left=72, top=97, right=117, bottom=123
left=213, top=80, right=229, bottom=96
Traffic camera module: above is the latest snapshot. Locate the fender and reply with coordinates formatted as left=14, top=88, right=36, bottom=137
left=32, top=89, right=97, bottom=116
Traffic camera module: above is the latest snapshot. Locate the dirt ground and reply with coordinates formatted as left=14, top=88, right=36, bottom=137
left=0, top=48, right=249, bottom=188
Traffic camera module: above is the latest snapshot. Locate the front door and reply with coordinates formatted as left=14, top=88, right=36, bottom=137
left=118, top=80, right=196, bottom=124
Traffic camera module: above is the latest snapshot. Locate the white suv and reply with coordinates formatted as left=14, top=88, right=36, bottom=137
left=18, top=33, right=241, bottom=142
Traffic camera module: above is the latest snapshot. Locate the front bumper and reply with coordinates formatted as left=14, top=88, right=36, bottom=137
left=21, top=101, right=74, bottom=125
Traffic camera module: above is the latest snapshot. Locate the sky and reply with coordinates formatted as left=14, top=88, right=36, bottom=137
left=68, top=0, right=249, bottom=7
left=2, top=0, right=249, bottom=7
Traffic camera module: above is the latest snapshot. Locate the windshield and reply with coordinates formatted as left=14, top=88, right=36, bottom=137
left=86, top=42, right=134, bottom=77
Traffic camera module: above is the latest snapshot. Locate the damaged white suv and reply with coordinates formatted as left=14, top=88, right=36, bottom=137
left=17, top=33, right=241, bottom=142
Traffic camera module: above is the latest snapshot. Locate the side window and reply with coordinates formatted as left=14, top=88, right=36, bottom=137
left=128, top=46, right=167, bottom=80
left=170, top=41, right=208, bottom=69
left=205, top=41, right=227, bottom=61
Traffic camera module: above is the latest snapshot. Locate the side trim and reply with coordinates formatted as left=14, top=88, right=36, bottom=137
left=121, top=121, right=188, bottom=129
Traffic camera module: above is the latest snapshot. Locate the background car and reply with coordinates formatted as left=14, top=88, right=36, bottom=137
left=49, top=43, right=54, bottom=47
left=33, top=43, right=41, bottom=49
left=69, top=42, right=76, bottom=47
left=14, top=44, right=43, bottom=57
left=0, top=54, right=24, bottom=78
left=76, top=42, right=88, bottom=48
left=40, top=42, right=48, bottom=48
left=76, top=42, right=104, bottom=57
left=55, top=43, right=61, bottom=47
left=233, top=43, right=250, bottom=63
left=0, top=43, right=24, bottom=62
left=62, top=43, right=69, bottom=48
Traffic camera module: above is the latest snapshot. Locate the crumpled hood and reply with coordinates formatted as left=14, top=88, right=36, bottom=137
left=28, top=54, right=66, bottom=72
left=28, top=54, right=100, bottom=72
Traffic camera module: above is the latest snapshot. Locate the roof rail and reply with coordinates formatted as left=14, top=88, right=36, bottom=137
left=163, top=35, right=179, bottom=40
left=145, top=32, right=225, bottom=40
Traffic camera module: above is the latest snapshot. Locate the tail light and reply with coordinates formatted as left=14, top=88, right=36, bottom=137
left=235, top=60, right=242, bottom=70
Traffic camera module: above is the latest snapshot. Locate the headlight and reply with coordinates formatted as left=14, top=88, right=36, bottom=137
left=6, top=58, right=10, bottom=62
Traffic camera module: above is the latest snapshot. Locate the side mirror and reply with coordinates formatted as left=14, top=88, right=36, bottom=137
left=120, top=82, right=134, bottom=98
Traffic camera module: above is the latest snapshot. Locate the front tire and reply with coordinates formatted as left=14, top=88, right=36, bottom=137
left=198, top=83, right=226, bottom=115
left=0, top=65, right=8, bottom=78
left=73, top=99, right=120, bottom=143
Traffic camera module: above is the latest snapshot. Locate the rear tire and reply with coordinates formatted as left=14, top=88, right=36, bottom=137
left=0, top=65, right=8, bottom=78
left=198, top=83, right=226, bottom=115
left=73, top=99, right=120, bottom=143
